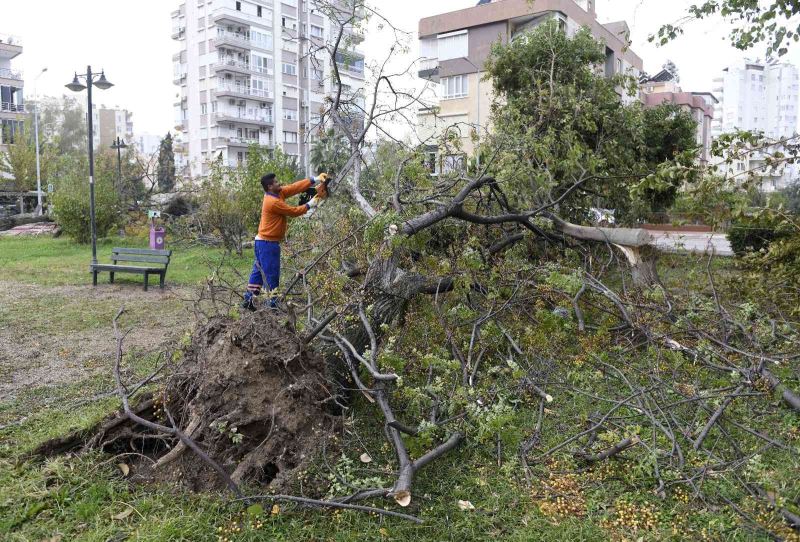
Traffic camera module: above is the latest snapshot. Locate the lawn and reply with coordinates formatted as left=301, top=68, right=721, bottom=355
left=0, top=236, right=797, bottom=542
left=0, top=235, right=253, bottom=287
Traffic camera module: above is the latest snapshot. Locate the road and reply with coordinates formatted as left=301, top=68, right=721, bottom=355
left=649, top=230, right=733, bottom=256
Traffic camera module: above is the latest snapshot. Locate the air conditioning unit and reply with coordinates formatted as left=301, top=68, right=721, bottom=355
left=228, top=99, right=236, bottom=105
left=238, top=100, right=246, bottom=106
left=260, top=126, right=268, bottom=132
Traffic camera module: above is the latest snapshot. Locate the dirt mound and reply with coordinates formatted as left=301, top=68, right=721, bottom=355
left=37, top=311, right=335, bottom=492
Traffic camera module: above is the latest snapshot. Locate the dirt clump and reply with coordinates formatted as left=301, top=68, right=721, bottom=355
left=36, top=310, right=335, bottom=493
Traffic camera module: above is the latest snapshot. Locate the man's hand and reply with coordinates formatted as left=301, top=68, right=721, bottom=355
left=312, top=173, right=328, bottom=184
left=307, top=196, right=321, bottom=209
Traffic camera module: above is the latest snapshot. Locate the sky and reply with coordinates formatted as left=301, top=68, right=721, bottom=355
left=4, top=0, right=796, bottom=137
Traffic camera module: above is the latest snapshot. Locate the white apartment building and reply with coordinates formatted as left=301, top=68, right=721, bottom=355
left=171, top=0, right=365, bottom=178
left=0, top=33, right=26, bottom=155
left=711, top=59, right=800, bottom=191
left=92, top=105, right=134, bottom=150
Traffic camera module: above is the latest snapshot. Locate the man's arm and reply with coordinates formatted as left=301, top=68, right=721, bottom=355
left=272, top=199, right=310, bottom=217
left=280, top=179, right=313, bottom=198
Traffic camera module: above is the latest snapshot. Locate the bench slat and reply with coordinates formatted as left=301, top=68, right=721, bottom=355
left=93, top=264, right=165, bottom=274
left=112, top=247, right=172, bottom=257
left=111, top=254, right=170, bottom=265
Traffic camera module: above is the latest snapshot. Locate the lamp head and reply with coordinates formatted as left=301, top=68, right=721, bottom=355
left=94, top=71, right=114, bottom=90
left=65, top=73, right=87, bottom=92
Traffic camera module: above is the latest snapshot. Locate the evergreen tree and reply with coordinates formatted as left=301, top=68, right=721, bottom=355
left=157, top=133, right=176, bottom=192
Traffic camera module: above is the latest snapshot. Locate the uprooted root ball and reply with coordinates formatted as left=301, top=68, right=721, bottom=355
left=36, top=311, right=336, bottom=492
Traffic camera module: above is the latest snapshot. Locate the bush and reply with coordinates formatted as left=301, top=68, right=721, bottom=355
left=163, top=195, right=196, bottom=218
left=727, top=218, right=779, bottom=256
left=51, top=168, right=121, bottom=243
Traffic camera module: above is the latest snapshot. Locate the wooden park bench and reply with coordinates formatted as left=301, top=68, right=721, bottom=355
left=92, top=248, right=172, bottom=291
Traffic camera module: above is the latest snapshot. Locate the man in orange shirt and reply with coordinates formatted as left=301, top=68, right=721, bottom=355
left=242, top=171, right=327, bottom=310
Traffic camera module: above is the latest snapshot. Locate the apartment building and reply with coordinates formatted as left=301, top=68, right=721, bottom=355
left=92, top=105, right=134, bottom=150
left=171, top=0, right=365, bottom=178
left=641, top=69, right=717, bottom=165
left=0, top=33, right=26, bottom=154
left=711, top=59, right=800, bottom=191
left=417, top=0, right=642, bottom=171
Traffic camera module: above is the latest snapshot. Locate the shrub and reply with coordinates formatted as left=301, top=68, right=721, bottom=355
left=163, top=195, right=196, bottom=218
left=51, top=168, right=121, bottom=243
left=727, top=217, right=779, bottom=256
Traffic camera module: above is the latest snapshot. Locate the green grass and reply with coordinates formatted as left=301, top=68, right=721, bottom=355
left=0, top=235, right=252, bottom=287
left=1, top=238, right=797, bottom=541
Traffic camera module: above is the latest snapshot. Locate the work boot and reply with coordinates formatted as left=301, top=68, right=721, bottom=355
left=240, top=298, right=256, bottom=312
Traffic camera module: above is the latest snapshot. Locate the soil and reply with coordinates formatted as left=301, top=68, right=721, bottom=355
left=37, top=309, right=335, bottom=493
left=0, top=281, right=189, bottom=403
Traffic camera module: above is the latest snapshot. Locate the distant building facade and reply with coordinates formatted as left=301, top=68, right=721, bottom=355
left=0, top=33, right=26, bottom=154
left=711, top=59, right=800, bottom=191
left=417, top=0, right=642, bottom=173
left=641, top=69, right=717, bottom=165
left=92, top=105, right=134, bottom=150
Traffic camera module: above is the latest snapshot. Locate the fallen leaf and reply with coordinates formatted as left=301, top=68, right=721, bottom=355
left=271, top=504, right=280, bottom=515
left=117, top=463, right=130, bottom=477
left=359, top=453, right=372, bottom=463
left=394, top=490, right=411, bottom=507
left=379, top=527, right=389, bottom=536
left=457, top=499, right=475, bottom=511
left=112, top=507, right=133, bottom=520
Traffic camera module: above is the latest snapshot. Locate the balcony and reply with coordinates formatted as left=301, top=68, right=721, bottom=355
left=214, top=30, right=273, bottom=52
left=216, top=83, right=274, bottom=100
left=212, top=7, right=256, bottom=27
left=171, top=24, right=186, bottom=40
left=214, top=110, right=274, bottom=125
left=173, top=71, right=187, bottom=85
left=213, top=59, right=273, bottom=77
left=0, top=102, right=26, bottom=113
left=0, top=34, right=22, bottom=60
left=418, top=57, right=439, bottom=82
left=214, top=30, right=253, bottom=51
left=0, top=67, right=22, bottom=81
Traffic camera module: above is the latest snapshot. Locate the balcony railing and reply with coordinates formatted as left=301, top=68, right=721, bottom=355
left=215, top=30, right=251, bottom=49
left=0, top=68, right=22, bottom=80
left=213, top=59, right=273, bottom=76
left=215, top=110, right=274, bottom=124
left=1, top=102, right=26, bottom=113
left=216, top=83, right=273, bottom=99
left=171, top=25, right=186, bottom=39
left=0, top=34, right=22, bottom=46
left=419, top=58, right=439, bottom=72
left=215, top=30, right=273, bottom=52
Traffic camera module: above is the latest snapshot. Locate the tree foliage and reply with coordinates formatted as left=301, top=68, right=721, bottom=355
left=310, top=128, right=350, bottom=175
left=484, top=21, right=698, bottom=223
left=157, top=133, right=176, bottom=192
left=653, top=0, right=800, bottom=57
left=50, top=155, right=121, bottom=243
left=0, top=118, right=56, bottom=193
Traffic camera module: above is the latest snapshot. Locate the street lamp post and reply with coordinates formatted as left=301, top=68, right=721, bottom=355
left=33, top=67, right=48, bottom=216
left=65, top=66, right=114, bottom=269
left=110, top=136, right=128, bottom=189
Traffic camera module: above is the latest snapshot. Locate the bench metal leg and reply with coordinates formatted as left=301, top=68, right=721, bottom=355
left=159, top=272, right=165, bottom=289
left=92, top=270, right=97, bottom=286
left=144, top=272, right=149, bottom=292
left=110, top=272, right=115, bottom=284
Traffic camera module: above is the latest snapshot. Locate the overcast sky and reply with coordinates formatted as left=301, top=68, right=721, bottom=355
left=4, top=0, right=795, bottom=137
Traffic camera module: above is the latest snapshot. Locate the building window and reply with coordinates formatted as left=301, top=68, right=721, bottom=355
left=257, top=5, right=262, bottom=17
left=437, top=30, right=468, bottom=61
left=441, top=75, right=468, bottom=99
left=283, top=131, right=298, bottom=143
left=283, top=108, right=298, bottom=120
left=282, top=62, right=297, bottom=76
left=617, top=58, right=623, bottom=74
left=236, top=1, right=241, bottom=11
left=201, top=103, right=208, bottom=115
left=311, top=68, right=323, bottom=80
left=311, top=25, right=324, bottom=38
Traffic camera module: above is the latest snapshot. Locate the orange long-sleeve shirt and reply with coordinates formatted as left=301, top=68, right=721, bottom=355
left=256, top=179, right=313, bottom=242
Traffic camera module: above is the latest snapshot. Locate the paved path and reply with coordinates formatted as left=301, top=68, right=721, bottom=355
left=649, top=230, right=733, bottom=256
